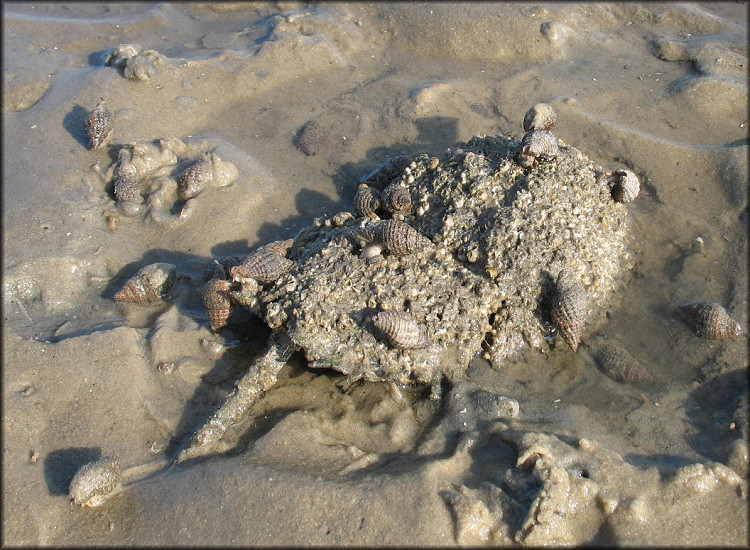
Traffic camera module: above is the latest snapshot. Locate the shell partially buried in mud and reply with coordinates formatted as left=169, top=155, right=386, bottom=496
left=112, top=174, right=141, bottom=203
left=550, top=269, right=589, bottom=352
left=354, top=183, right=381, bottom=219
left=84, top=99, right=114, bottom=150
left=679, top=301, right=745, bottom=339
left=516, top=129, right=559, bottom=168
left=593, top=343, right=654, bottom=383
left=68, top=456, right=122, bottom=507
left=230, top=241, right=295, bottom=284
left=523, top=102, right=558, bottom=132
left=373, top=310, right=430, bottom=349
left=203, top=272, right=235, bottom=332
left=599, top=169, right=641, bottom=203
left=295, top=119, right=329, bottom=156
left=114, top=262, right=177, bottom=303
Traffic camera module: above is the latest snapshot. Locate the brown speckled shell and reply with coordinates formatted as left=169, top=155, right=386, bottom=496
left=550, top=270, right=588, bottom=352
left=374, top=219, right=432, bottom=256
left=593, top=344, right=654, bottom=383
left=259, top=238, right=294, bottom=257
left=84, top=100, right=114, bottom=150
left=354, top=184, right=381, bottom=218
left=679, top=301, right=745, bottom=339
left=373, top=310, right=429, bottom=349
left=203, top=276, right=234, bottom=332
left=114, top=262, right=177, bottom=303
left=230, top=248, right=294, bottom=284
left=295, top=120, right=329, bottom=156
left=362, top=155, right=410, bottom=190
left=523, top=103, right=558, bottom=132
left=112, top=174, right=141, bottom=203
left=177, top=153, right=213, bottom=200
left=516, top=129, right=559, bottom=168
left=69, top=456, right=122, bottom=507
left=381, top=182, right=412, bottom=216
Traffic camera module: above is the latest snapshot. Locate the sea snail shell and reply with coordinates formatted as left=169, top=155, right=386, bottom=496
left=84, top=99, right=114, bottom=150
left=599, top=169, right=640, bottom=203
left=229, top=240, right=295, bottom=284
left=550, top=269, right=589, bottom=352
left=679, top=301, right=745, bottom=339
left=114, top=262, right=177, bottom=303
left=593, top=343, right=654, bottom=383
left=354, top=183, right=381, bottom=219
left=69, top=456, right=122, bottom=507
left=516, top=129, right=559, bottom=168
left=373, top=310, right=429, bottom=349
left=523, top=103, right=558, bottom=132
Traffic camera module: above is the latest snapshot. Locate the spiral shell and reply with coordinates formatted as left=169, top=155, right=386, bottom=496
left=373, top=219, right=433, bottom=256
left=593, top=344, right=654, bottom=383
left=679, top=301, right=745, bottom=339
left=599, top=169, right=640, bottom=203
left=203, top=273, right=234, bottom=332
left=362, top=155, right=410, bottom=190
left=354, top=183, right=381, bottom=218
left=114, top=262, right=177, bottom=303
left=112, top=174, right=141, bottom=203
left=550, top=269, right=588, bottom=352
left=69, top=456, right=122, bottom=507
left=177, top=152, right=213, bottom=200
left=295, top=120, right=329, bottom=156
left=84, top=99, right=113, bottom=150
left=373, top=310, right=429, bottom=349
left=381, top=182, right=412, bottom=217
left=516, top=129, right=559, bottom=168
left=523, top=103, right=558, bottom=132
left=230, top=242, right=295, bottom=284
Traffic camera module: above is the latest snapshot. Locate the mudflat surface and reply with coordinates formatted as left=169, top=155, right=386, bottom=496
left=3, top=2, right=748, bottom=546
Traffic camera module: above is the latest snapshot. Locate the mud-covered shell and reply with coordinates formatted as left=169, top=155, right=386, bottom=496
left=177, top=153, right=213, bottom=200
left=600, top=169, right=640, bottom=203
left=114, top=262, right=177, bottom=303
left=230, top=248, right=295, bottom=284
left=84, top=99, right=114, bottom=150
left=362, top=155, right=411, bottom=190
left=679, top=301, right=745, bottom=339
left=259, top=238, right=295, bottom=257
left=374, top=219, right=433, bottom=256
left=381, top=182, right=412, bottom=216
left=203, top=276, right=234, bottom=332
left=593, top=344, right=654, bottom=383
left=69, top=456, right=122, bottom=507
left=550, top=270, right=588, bottom=352
left=354, top=184, right=382, bottom=218
left=295, top=119, right=329, bottom=156
left=516, top=129, right=559, bottom=168
left=112, top=174, right=141, bottom=203
left=373, top=310, right=429, bottom=349
left=123, top=53, right=155, bottom=81
left=523, top=103, right=558, bottom=132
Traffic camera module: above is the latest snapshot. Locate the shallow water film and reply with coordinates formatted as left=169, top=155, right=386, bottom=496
left=3, top=2, right=748, bottom=546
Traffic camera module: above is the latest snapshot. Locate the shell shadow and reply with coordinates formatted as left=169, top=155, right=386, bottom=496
left=44, top=447, right=102, bottom=496
left=63, top=104, right=90, bottom=149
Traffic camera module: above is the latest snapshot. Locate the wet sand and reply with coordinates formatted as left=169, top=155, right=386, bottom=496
left=3, top=2, right=748, bottom=546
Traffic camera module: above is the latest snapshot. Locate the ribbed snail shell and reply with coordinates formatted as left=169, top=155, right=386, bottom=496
left=69, top=456, right=122, bottom=507
left=295, top=119, right=329, bottom=156
left=373, top=219, right=433, bottom=256
left=523, top=103, right=558, bottom=132
left=230, top=246, right=294, bottom=284
left=550, top=269, right=588, bottom=352
left=84, top=99, right=114, bottom=150
left=259, top=238, right=295, bottom=257
left=593, top=344, right=654, bottom=383
left=114, top=262, right=177, bottom=303
left=203, top=275, right=234, bottom=332
left=610, top=169, right=640, bottom=203
left=516, top=129, right=559, bottom=168
left=354, top=183, right=381, bottom=218
left=381, top=182, right=412, bottom=217
left=372, top=310, right=429, bottom=349
left=177, top=152, right=213, bottom=200
left=112, top=174, right=141, bottom=203
left=679, top=301, right=745, bottom=339
left=362, top=155, right=410, bottom=190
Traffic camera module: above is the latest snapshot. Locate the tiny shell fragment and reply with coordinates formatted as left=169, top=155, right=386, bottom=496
left=373, top=310, right=429, bottom=349
left=114, top=262, right=177, bottom=303
left=84, top=99, right=114, bottom=150
left=69, top=456, right=122, bottom=507
left=550, top=269, right=589, bottom=352
left=523, top=102, right=558, bottom=132
left=593, top=343, right=654, bottom=383
left=679, top=301, right=745, bottom=339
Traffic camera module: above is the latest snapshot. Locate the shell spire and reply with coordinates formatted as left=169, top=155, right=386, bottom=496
left=550, top=269, right=589, bottom=352
left=679, top=301, right=745, bottom=339
left=114, top=262, right=177, bottom=303
left=373, top=310, right=429, bottom=349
